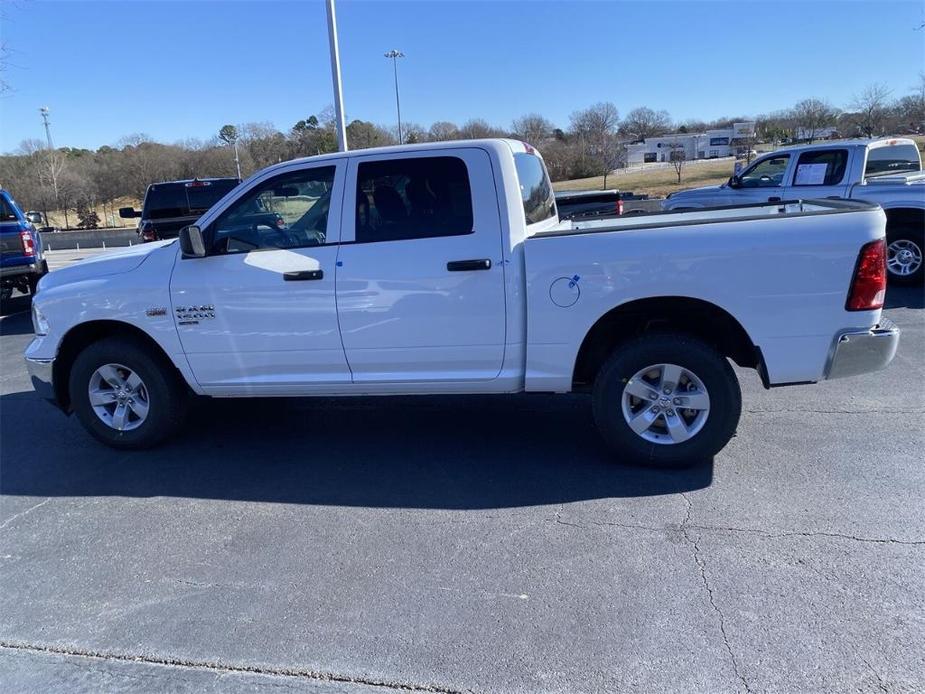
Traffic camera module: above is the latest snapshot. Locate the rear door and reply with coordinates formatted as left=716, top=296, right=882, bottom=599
left=782, top=148, right=852, bottom=200
left=335, top=148, right=507, bottom=383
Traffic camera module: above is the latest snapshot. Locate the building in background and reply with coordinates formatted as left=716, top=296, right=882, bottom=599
left=626, top=122, right=757, bottom=164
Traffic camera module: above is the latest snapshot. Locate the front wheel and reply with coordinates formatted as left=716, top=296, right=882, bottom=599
left=69, top=336, right=190, bottom=449
left=592, top=334, right=742, bottom=468
left=886, top=227, right=924, bottom=285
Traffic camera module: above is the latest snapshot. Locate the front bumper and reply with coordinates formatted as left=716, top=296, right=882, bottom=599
left=825, top=318, right=900, bottom=380
left=25, top=356, right=56, bottom=403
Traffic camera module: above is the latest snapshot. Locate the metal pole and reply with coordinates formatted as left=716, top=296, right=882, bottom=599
left=325, top=0, right=348, bottom=152
left=384, top=50, right=404, bottom=144
left=232, top=139, right=242, bottom=179
left=40, top=107, right=54, bottom=149
left=393, top=55, right=402, bottom=144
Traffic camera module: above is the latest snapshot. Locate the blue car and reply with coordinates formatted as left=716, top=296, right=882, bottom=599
left=1, top=189, right=47, bottom=300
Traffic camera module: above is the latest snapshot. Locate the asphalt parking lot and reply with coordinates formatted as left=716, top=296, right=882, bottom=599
left=0, top=255, right=923, bottom=693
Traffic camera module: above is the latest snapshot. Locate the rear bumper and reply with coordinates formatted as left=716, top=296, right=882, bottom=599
left=824, top=318, right=900, bottom=380
left=0, top=261, right=42, bottom=279
left=25, top=356, right=56, bottom=403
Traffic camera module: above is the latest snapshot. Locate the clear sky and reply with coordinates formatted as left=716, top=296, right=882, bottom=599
left=1, top=0, right=923, bottom=152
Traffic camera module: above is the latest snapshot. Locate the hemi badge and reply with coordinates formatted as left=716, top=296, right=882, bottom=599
left=146, top=307, right=168, bottom=317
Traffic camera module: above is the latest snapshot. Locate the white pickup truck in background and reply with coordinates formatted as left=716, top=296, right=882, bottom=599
left=25, top=140, right=899, bottom=467
left=662, top=138, right=925, bottom=285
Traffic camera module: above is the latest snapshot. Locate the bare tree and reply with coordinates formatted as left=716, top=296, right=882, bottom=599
left=790, top=98, right=838, bottom=142
left=458, top=119, right=505, bottom=139
left=849, top=83, right=893, bottom=137
left=619, top=107, right=671, bottom=141
left=428, top=121, right=459, bottom=141
left=667, top=142, right=686, bottom=184
left=569, top=102, right=620, bottom=143
left=511, top=113, right=554, bottom=144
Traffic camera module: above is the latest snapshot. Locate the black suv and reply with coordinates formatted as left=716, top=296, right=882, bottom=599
left=120, top=177, right=240, bottom=242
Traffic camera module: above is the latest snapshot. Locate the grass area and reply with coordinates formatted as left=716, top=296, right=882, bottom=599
left=554, top=158, right=736, bottom=198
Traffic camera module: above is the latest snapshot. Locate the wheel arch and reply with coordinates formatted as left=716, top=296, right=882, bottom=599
left=572, top=296, right=763, bottom=392
left=883, top=207, right=925, bottom=233
left=53, top=320, right=192, bottom=412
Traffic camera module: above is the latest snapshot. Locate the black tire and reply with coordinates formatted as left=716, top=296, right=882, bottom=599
left=886, top=226, right=924, bottom=286
left=69, top=336, right=190, bottom=449
left=592, top=333, right=741, bottom=468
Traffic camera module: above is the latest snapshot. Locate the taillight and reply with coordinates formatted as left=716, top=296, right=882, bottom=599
left=140, top=221, right=156, bottom=241
left=20, top=230, right=35, bottom=256
left=616, top=199, right=624, bottom=216
left=846, top=239, right=886, bottom=311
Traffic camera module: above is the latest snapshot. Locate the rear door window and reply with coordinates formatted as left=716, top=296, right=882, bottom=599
left=355, top=156, right=474, bottom=243
left=792, top=149, right=849, bottom=186
left=514, top=152, right=556, bottom=224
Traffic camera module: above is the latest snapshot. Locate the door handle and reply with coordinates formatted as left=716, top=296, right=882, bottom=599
left=283, top=269, right=324, bottom=281
left=767, top=196, right=782, bottom=202
left=447, top=259, right=492, bottom=272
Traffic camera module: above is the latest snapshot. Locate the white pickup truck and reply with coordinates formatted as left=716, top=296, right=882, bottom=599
left=25, top=140, right=899, bottom=467
left=662, top=138, right=925, bottom=284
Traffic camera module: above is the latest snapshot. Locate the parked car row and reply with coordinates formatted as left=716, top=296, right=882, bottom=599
left=25, top=139, right=898, bottom=468
left=662, top=137, right=925, bottom=285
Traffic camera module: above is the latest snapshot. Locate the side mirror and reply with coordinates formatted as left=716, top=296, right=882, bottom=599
left=119, top=207, right=141, bottom=219
left=727, top=176, right=740, bottom=189
left=179, top=225, right=206, bottom=258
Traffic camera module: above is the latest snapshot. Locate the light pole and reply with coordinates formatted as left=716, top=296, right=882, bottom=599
left=325, top=0, right=348, bottom=151
left=40, top=106, right=54, bottom=149
left=384, top=49, right=404, bottom=144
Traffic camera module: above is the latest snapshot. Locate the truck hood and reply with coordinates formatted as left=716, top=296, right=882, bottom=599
left=40, top=240, right=175, bottom=290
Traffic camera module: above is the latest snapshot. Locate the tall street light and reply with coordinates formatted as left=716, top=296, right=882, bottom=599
left=384, top=49, right=404, bottom=144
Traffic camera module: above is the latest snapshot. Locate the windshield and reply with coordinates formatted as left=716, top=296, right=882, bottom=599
left=865, top=143, right=922, bottom=177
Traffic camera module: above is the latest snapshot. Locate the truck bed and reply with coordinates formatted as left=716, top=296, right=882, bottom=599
left=535, top=199, right=879, bottom=238
left=522, top=198, right=886, bottom=392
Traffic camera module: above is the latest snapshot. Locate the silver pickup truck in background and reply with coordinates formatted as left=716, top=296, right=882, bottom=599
left=662, top=138, right=925, bottom=285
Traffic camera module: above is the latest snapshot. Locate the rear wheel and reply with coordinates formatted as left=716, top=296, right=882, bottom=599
left=69, top=336, right=190, bottom=449
left=886, top=226, right=924, bottom=285
left=592, top=333, right=741, bottom=468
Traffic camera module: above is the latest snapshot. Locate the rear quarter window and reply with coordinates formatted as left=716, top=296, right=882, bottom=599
left=865, top=144, right=922, bottom=176
left=514, top=153, right=556, bottom=224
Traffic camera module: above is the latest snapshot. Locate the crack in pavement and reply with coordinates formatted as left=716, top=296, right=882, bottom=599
left=0, top=498, right=50, bottom=531
left=0, top=641, right=467, bottom=694
left=546, top=513, right=924, bottom=547
left=679, top=493, right=753, bottom=694
left=686, top=524, right=925, bottom=547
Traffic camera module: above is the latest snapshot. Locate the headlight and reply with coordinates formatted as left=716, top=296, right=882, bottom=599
left=32, top=303, right=49, bottom=336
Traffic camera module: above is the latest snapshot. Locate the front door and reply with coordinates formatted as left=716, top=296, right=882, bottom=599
left=734, top=153, right=792, bottom=203
left=170, top=161, right=350, bottom=393
left=335, top=149, right=507, bottom=383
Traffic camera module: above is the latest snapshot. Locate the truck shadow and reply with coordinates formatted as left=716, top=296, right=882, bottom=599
left=0, top=391, right=712, bottom=509
left=884, top=284, right=924, bottom=310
